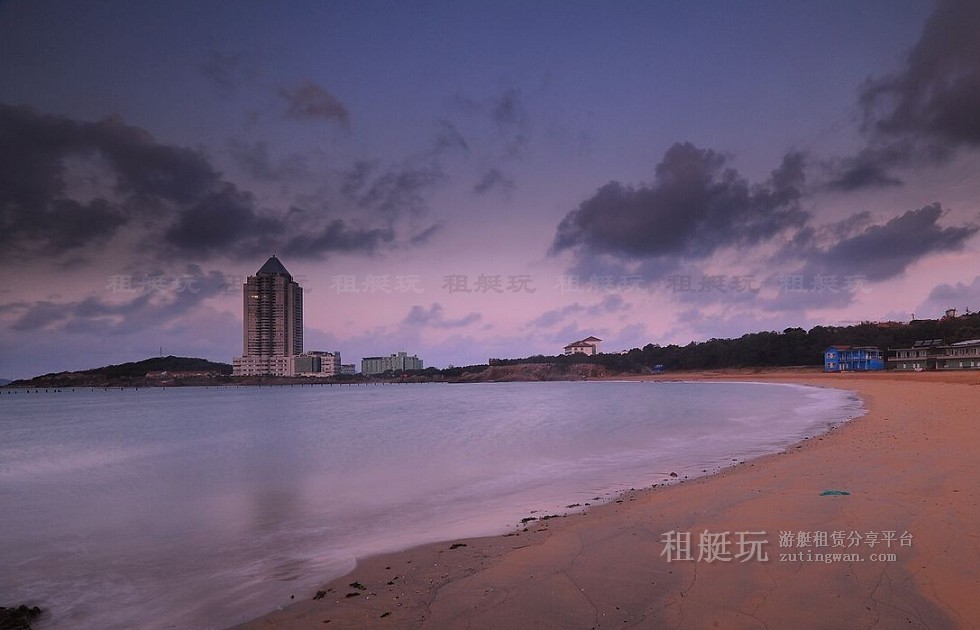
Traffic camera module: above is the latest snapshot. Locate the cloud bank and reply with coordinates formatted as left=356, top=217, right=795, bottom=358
left=551, top=141, right=978, bottom=299
left=830, top=0, right=980, bottom=189
left=550, top=142, right=808, bottom=270
left=0, top=104, right=436, bottom=263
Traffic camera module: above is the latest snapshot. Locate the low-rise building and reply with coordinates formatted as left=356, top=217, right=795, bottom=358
left=564, top=336, right=602, bottom=356
left=824, top=346, right=884, bottom=372
left=145, top=370, right=219, bottom=379
left=361, top=352, right=423, bottom=375
left=233, top=355, right=293, bottom=377
left=888, top=339, right=945, bottom=371
left=293, top=351, right=342, bottom=377
left=937, top=339, right=980, bottom=370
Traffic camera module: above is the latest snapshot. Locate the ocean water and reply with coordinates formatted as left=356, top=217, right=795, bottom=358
left=0, top=381, right=862, bottom=629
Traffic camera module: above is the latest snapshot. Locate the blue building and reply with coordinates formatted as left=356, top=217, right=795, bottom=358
left=824, top=346, right=884, bottom=372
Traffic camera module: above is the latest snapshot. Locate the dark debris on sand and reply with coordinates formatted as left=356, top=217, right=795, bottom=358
left=0, top=606, right=43, bottom=630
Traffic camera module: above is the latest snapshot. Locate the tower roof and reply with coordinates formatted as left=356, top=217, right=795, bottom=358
left=256, top=255, right=292, bottom=278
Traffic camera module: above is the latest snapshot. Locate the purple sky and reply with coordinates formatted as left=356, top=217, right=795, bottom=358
left=2, top=0, right=980, bottom=379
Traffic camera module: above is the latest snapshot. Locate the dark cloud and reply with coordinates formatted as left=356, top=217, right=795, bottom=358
left=861, top=0, right=980, bottom=146
left=279, top=81, right=349, bottom=125
left=166, top=185, right=282, bottom=256
left=473, top=168, right=514, bottom=195
left=792, top=203, right=978, bottom=281
left=0, top=106, right=217, bottom=207
left=284, top=219, right=395, bottom=258
left=825, top=148, right=904, bottom=191
left=550, top=143, right=808, bottom=268
left=0, top=104, right=216, bottom=257
left=552, top=141, right=978, bottom=292
left=778, top=210, right=874, bottom=255
left=826, top=211, right=872, bottom=240
left=747, top=204, right=977, bottom=312
left=403, top=303, right=481, bottom=329
left=0, top=104, right=433, bottom=263
left=30, top=198, right=127, bottom=252
left=10, top=266, right=228, bottom=334
left=829, top=0, right=980, bottom=189
left=85, top=115, right=218, bottom=203
left=340, top=159, right=444, bottom=217
left=653, top=203, right=977, bottom=313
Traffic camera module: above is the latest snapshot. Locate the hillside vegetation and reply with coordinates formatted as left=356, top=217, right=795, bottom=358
left=7, top=356, right=232, bottom=388
left=482, top=313, right=980, bottom=373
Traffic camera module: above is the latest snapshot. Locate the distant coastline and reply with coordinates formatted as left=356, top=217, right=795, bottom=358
left=14, top=354, right=966, bottom=391
left=2, top=358, right=652, bottom=389
left=7, top=311, right=980, bottom=390
left=4, top=353, right=834, bottom=391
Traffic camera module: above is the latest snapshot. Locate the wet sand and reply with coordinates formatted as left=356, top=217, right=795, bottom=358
left=236, top=370, right=980, bottom=629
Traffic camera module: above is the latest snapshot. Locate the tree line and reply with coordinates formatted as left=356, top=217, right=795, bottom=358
left=450, top=313, right=980, bottom=374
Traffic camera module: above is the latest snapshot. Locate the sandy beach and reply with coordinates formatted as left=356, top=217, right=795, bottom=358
left=236, top=370, right=980, bottom=629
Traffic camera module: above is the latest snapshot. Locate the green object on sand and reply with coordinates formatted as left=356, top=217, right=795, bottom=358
left=819, top=490, right=851, bottom=496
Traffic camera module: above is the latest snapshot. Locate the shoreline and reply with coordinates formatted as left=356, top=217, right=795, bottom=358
left=235, top=370, right=979, bottom=629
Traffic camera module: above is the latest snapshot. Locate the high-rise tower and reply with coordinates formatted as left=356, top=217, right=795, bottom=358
left=232, top=255, right=303, bottom=376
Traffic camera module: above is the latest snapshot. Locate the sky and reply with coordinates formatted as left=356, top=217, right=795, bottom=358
left=2, top=0, right=980, bottom=379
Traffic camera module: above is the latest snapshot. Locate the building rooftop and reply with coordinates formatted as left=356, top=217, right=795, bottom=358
left=912, top=339, right=944, bottom=348
left=949, top=339, right=980, bottom=347
left=827, top=345, right=881, bottom=351
left=565, top=336, right=602, bottom=348
left=256, top=255, right=292, bottom=279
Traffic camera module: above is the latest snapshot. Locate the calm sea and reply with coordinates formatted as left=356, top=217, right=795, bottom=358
left=0, top=381, right=862, bottom=629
